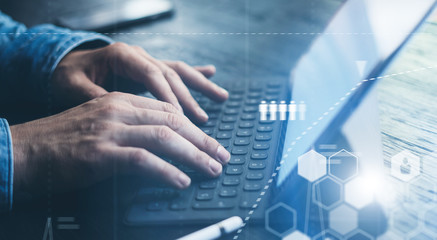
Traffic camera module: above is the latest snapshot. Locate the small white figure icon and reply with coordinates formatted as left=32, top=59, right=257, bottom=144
left=299, top=101, right=306, bottom=120
left=279, top=101, right=287, bottom=121
left=259, top=100, right=308, bottom=121
left=259, top=101, right=268, bottom=121
left=288, top=100, right=297, bottom=121
left=269, top=101, right=277, bottom=121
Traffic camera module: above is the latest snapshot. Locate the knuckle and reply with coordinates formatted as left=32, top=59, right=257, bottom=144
left=157, top=162, right=172, bottom=179
left=164, top=69, right=179, bottom=79
left=155, top=126, right=174, bottom=143
left=163, top=102, right=179, bottom=114
left=194, top=149, right=207, bottom=165
left=110, top=42, right=129, bottom=51
left=166, top=113, right=183, bottom=130
left=158, top=160, right=170, bottom=176
left=146, top=65, right=162, bottom=76
left=100, top=101, right=123, bottom=116
left=201, top=134, right=213, bottom=149
left=129, top=149, right=147, bottom=167
left=174, top=61, right=187, bottom=70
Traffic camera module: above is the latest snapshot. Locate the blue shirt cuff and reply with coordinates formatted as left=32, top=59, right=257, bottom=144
left=35, top=29, right=114, bottom=107
left=0, top=118, right=13, bottom=212
left=0, top=24, right=114, bottom=106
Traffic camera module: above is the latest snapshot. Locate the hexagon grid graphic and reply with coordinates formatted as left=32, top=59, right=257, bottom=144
left=313, top=176, right=343, bottom=210
left=345, top=177, right=373, bottom=209
left=328, top=149, right=358, bottom=182
left=346, top=230, right=374, bottom=240
left=282, top=230, right=310, bottom=240
left=329, top=204, right=358, bottom=236
left=376, top=230, right=402, bottom=240
left=265, top=202, right=297, bottom=237
left=390, top=150, right=421, bottom=182
left=298, top=150, right=327, bottom=182
left=313, top=229, right=342, bottom=240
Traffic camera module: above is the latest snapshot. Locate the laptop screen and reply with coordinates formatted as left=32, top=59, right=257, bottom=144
left=277, top=0, right=436, bottom=186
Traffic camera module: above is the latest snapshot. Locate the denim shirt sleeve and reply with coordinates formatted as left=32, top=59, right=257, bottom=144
left=0, top=10, right=114, bottom=106
left=0, top=119, right=13, bottom=212
left=0, top=11, right=114, bottom=212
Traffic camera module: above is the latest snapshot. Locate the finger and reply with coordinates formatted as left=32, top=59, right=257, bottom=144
left=105, top=146, right=191, bottom=189
left=59, top=72, right=108, bottom=105
left=118, top=109, right=230, bottom=164
left=134, top=48, right=209, bottom=122
left=117, top=125, right=223, bottom=177
left=107, top=43, right=183, bottom=112
left=164, top=61, right=228, bottom=102
left=194, top=65, right=216, bottom=78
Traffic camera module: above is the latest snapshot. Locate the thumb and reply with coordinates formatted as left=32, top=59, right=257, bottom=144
left=57, top=73, right=108, bottom=107
left=75, top=79, right=108, bottom=102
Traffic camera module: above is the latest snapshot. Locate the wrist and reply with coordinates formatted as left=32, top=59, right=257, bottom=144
left=10, top=125, right=27, bottom=192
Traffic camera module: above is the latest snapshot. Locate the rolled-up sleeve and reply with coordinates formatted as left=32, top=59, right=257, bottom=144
left=0, top=11, right=114, bottom=212
left=0, top=118, right=13, bottom=212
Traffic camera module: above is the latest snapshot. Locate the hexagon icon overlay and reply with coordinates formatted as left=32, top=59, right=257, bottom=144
left=313, top=229, right=342, bottom=240
left=298, top=150, right=327, bottom=182
left=329, top=204, right=358, bottom=235
left=313, top=176, right=343, bottom=210
left=346, top=229, right=374, bottom=240
left=345, top=177, right=374, bottom=209
left=328, top=149, right=358, bottom=182
left=390, top=150, right=420, bottom=182
left=265, top=202, right=297, bottom=237
left=282, top=230, right=310, bottom=240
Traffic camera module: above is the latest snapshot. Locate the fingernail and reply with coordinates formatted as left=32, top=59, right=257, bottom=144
left=198, top=107, right=209, bottom=121
left=209, top=159, right=222, bottom=175
left=207, top=65, right=216, bottom=72
left=220, top=88, right=229, bottom=97
left=177, top=173, right=191, bottom=188
left=217, top=146, right=230, bottom=164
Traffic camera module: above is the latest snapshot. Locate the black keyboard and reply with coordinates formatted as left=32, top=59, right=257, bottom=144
left=124, top=78, right=288, bottom=225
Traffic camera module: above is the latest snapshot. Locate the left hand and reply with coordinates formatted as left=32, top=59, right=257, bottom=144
left=51, top=42, right=229, bottom=122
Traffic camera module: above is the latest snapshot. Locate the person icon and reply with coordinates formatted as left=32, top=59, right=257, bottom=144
left=288, top=101, right=297, bottom=121
left=269, top=101, right=277, bottom=121
left=298, top=101, right=306, bottom=120
left=259, top=101, right=268, bottom=121
left=278, top=101, right=287, bottom=121
left=400, top=157, right=411, bottom=175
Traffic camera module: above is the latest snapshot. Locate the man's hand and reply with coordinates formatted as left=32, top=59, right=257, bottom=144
left=51, top=42, right=228, bottom=122
left=10, top=92, right=230, bottom=194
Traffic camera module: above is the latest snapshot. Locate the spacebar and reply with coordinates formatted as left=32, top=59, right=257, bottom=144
left=193, top=200, right=235, bottom=210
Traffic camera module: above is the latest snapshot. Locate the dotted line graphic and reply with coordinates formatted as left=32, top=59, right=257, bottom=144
left=232, top=64, right=437, bottom=239
left=1, top=32, right=437, bottom=36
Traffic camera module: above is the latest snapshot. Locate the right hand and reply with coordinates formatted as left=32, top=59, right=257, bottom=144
left=10, top=92, right=230, bottom=194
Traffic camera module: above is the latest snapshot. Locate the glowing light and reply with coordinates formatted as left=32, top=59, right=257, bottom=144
left=345, top=174, right=398, bottom=209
